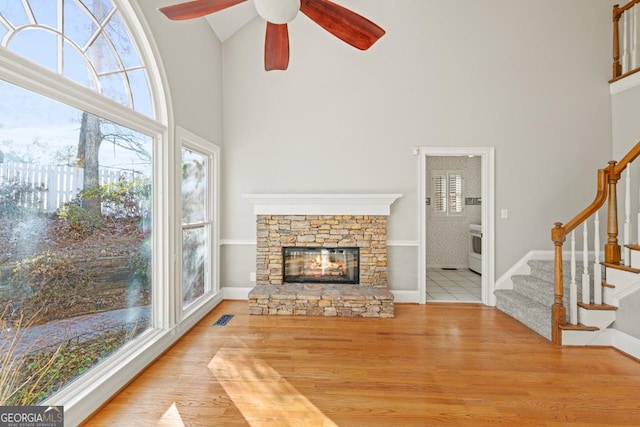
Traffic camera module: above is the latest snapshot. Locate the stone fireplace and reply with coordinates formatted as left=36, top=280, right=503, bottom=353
left=243, top=194, right=402, bottom=318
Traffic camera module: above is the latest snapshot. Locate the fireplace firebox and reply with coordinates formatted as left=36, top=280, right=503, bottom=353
left=283, top=247, right=360, bottom=284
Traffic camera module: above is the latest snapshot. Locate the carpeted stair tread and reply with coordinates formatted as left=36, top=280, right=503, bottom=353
left=510, top=274, right=554, bottom=306
left=528, top=259, right=593, bottom=284
left=494, top=289, right=551, bottom=340
left=511, top=274, right=581, bottom=307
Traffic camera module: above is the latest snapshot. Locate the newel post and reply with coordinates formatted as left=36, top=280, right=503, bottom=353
left=613, top=4, right=622, bottom=79
left=606, top=160, right=622, bottom=264
left=551, top=222, right=566, bottom=345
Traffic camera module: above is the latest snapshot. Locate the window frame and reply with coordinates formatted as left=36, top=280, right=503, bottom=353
left=177, top=127, right=220, bottom=318
left=0, top=1, right=221, bottom=424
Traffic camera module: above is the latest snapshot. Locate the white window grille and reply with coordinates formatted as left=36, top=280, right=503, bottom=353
left=432, top=170, right=464, bottom=216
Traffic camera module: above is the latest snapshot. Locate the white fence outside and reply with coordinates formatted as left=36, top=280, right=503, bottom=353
left=0, top=162, right=134, bottom=213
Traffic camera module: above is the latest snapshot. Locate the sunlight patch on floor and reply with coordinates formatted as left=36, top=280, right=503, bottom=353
left=208, top=347, right=338, bottom=427
left=158, top=402, right=185, bottom=426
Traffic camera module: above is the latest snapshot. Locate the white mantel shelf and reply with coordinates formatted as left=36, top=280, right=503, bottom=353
left=242, top=194, right=403, bottom=216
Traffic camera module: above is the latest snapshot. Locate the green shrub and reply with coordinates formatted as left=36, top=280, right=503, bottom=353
left=57, top=176, right=150, bottom=236
left=57, top=201, right=104, bottom=237
left=91, top=175, right=151, bottom=219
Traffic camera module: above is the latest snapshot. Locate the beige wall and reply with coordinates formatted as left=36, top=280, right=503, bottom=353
left=612, top=83, right=640, bottom=159
left=136, top=1, right=223, bottom=145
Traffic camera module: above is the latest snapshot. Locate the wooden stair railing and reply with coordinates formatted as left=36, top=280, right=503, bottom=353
left=612, top=1, right=640, bottom=82
left=551, top=141, right=640, bottom=345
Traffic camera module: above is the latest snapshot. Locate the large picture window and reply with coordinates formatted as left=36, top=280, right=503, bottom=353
left=0, top=81, right=153, bottom=405
left=0, top=0, right=172, bottom=417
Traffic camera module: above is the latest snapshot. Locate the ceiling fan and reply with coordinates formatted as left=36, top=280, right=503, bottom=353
left=159, top=0, right=385, bottom=71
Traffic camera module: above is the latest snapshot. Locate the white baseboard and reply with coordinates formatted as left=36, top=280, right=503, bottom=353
left=223, top=286, right=252, bottom=300
left=391, top=290, right=420, bottom=303
left=611, top=329, right=640, bottom=360
left=589, top=328, right=640, bottom=360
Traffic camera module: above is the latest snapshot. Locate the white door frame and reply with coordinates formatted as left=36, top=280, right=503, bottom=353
left=418, top=147, right=496, bottom=305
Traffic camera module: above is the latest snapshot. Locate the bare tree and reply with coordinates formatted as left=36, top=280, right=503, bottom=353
left=102, top=125, right=151, bottom=164
left=77, top=112, right=102, bottom=216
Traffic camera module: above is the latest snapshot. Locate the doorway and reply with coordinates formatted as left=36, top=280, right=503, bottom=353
left=417, top=147, right=495, bottom=305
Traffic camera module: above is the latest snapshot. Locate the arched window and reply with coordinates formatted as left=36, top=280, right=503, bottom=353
left=0, top=1, right=175, bottom=420
left=0, top=0, right=153, bottom=116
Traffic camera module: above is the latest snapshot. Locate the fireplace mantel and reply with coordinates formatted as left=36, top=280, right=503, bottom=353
left=241, top=193, right=403, bottom=216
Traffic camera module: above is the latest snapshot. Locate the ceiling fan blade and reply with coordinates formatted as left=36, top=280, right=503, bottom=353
left=299, top=0, right=385, bottom=50
left=159, top=0, right=247, bottom=21
left=265, top=22, right=290, bottom=71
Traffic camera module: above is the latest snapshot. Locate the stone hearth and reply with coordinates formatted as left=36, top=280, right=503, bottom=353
left=248, top=283, right=394, bottom=317
left=243, top=194, right=402, bottom=318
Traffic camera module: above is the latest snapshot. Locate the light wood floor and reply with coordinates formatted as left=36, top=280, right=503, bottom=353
left=84, top=301, right=640, bottom=426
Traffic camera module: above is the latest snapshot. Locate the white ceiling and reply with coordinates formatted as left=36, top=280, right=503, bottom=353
left=204, top=1, right=258, bottom=42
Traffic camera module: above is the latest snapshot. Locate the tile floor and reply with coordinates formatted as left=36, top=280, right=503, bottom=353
left=426, top=268, right=482, bottom=302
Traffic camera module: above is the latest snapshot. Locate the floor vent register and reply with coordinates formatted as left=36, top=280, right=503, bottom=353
left=213, top=314, right=234, bottom=326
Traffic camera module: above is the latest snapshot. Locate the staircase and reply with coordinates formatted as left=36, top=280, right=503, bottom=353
left=495, top=256, right=635, bottom=345
left=495, top=260, right=585, bottom=340
left=493, top=139, right=640, bottom=346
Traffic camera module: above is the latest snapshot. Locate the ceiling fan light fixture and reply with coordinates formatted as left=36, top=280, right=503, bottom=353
left=254, top=0, right=300, bottom=24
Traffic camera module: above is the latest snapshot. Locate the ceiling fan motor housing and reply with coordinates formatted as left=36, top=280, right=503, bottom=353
left=254, top=0, right=301, bottom=24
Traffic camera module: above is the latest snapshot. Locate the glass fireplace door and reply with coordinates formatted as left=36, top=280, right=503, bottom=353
left=283, top=247, right=360, bottom=284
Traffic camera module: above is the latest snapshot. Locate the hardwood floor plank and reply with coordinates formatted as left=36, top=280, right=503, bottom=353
left=84, top=301, right=640, bottom=426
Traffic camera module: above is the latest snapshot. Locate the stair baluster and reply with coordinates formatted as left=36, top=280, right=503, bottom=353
left=570, top=231, right=578, bottom=325
left=594, top=211, right=603, bottom=305
left=624, top=168, right=631, bottom=266
left=638, top=174, right=640, bottom=244
left=623, top=6, right=630, bottom=72
left=622, top=4, right=639, bottom=72
left=582, top=222, right=590, bottom=305
left=632, top=5, right=638, bottom=71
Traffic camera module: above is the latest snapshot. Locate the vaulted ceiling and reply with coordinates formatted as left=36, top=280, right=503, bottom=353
left=203, top=1, right=258, bottom=42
